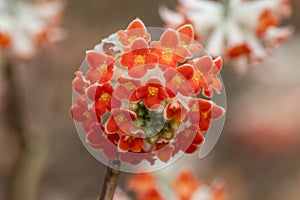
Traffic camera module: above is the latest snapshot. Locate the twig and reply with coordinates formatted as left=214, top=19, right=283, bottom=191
left=98, top=164, right=120, bottom=200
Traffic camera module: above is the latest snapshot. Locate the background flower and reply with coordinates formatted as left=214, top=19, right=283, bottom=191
left=159, top=0, right=293, bottom=74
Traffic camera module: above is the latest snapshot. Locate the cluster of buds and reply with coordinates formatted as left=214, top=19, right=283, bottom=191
left=71, top=19, right=225, bottom=168
left=127, top=170, right=227, bottom=200
left=0, top=0, right=64, bottom=61
left=160, top=0, right=293, bottom=74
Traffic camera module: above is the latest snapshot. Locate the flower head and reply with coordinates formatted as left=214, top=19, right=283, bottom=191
left=71, top=19, right=225, bottom=168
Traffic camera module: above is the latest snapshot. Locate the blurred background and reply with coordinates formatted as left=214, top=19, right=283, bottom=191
left=0, top=0, right=300, bottom=199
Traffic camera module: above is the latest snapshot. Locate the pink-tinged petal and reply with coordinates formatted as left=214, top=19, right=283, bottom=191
left=177, top=64, right=194, bottom=80
left=128, top=65, right=147, bottom=78
left=87, top=85, right=97, bottom=100
left=160, top=29, right=179, bottom=48
left=86, top=68, right=101, bottom=84
left=86, top=129, right=103, bottom=149
left=106, top=116, right=118, bottom=133
left=212, top=76, right=222, bottom=94
left=86, top=51, right=106, bottom=68
left=72, top=71, right=88, bottom=95
left=130, top=38, right=148, bottom=51
left=156, top=144, right=174, bottom=162
left=174, top=45, right=191, bottom=59
left=195, top=56, right=214, bottom=74
left=76, top=98, right=88, bottom=110
left=177, top=24, right=194, bottom=45
left=211, top=104, right=225, bottom=120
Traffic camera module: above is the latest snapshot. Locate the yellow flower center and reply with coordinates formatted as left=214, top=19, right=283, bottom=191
left=191, top=104, right=198, bottom=112
left=100, top=93, right=111, bottom=103
left=83, top=111, right=91, bottom=119
left=134, top=55, right=145, bottom=66
left=172, top=75, right=182, bottom=86
left=98, top=64, right=108, bottom=74
left=148, top=86, right=158, bottom=97
left=184, top=130, right=191, bottom=137
left=162, top=48, right=173, bottom=61
left=115, top=113, right=126, bottom=123
left=202, top=112, right=208, bottom=119
left=124, top=82, right=135, bottom=91
left=128, top=36, right=137, bottom=44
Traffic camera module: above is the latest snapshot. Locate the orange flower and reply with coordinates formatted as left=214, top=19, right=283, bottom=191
left=138, top=188, right=164, bottom=200
left=72, top=71, right=89, bottom=96
left=127, top=173, right=157, bottom=194
left=226, top=44, right=252, bottom=59
left=87, top=83, right=114, bottom=116
left=177, top=24, right=202, bottom=52
left=120, top=39, right=158, bottom=78
left=133, top=79, right=168, bottom=110
left=172, top=170, right=201, bottom=200
left=193, top=56, right=223, bottom=98
left=105, top=109, right=136, bottom=134
left=71, top=98, right=98, bottom=133
left=85, top=51, right=115, bottom=84
left=256, top=10, right=279, bottom=38
left=151, top=29, right=192, bottom=68
left=0, top=32, right=11, bottom=48
left=164, top=64, right=195, bottom=97
left=117, top=18, right=151, bottom=47
left=118, top=135, right=144, bottom=152
left=165, top=100, right=187, bottom=121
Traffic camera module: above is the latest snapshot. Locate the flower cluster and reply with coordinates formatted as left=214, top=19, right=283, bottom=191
left=127, top=170, right=227, bottom=200
left=0, top=0, right=64, bottom=60
left=159, top=0, right=293, bottom=74
left=71, top=19, right=225, bottom=166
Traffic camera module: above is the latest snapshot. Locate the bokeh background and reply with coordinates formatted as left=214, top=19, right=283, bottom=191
left=1, top=0, right=300, bottom=199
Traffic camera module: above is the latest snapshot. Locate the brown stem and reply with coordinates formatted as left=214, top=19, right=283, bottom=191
left=98, top=166, right=120, bottom=200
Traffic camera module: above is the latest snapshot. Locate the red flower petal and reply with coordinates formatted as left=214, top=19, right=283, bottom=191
left=177, top=24, right=194, bottom=45
left=106, top=116, right=118, bottom=133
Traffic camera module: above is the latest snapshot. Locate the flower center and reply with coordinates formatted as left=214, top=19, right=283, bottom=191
left=162, top=48, right=173, bottom=60
left=128, top=36, right=137, bottom=44
left=134, top=55, right=145, bottom=66
left=124, top=82, right=135, bottom=91
left=172, top=75, right=183, bottom=86
left=202, top=112, right=208, bottom=119
left=184, top=130, right=192, bottom=137
left=148, top=86, right=159, bottom=97
left=115, top=113, right=126, bottom=123
left=100, top=93, right=111, bottom=103
left=97, top=64, right=108, bottom=74
left=83, top=111, right=91, bottom=119
left=191, top=104, right=198, bottom=112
